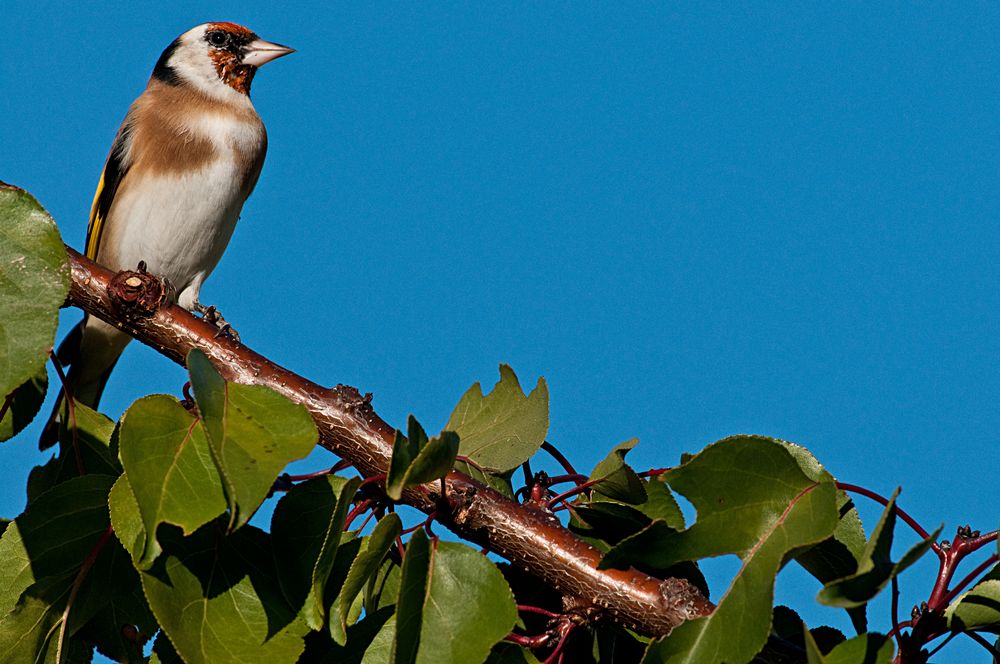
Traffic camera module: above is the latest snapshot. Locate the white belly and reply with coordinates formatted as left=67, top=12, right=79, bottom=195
left=109, top=157, right=245, bottom=306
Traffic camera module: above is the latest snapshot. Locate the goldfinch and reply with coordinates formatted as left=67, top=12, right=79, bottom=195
left=41, top=22, right=293, bottom=447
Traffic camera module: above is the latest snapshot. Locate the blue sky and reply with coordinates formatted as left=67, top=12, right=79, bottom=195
left=3, top=3, right=998, bottom=659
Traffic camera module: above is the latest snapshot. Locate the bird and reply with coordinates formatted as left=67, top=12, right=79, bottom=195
left=40, top=22, right=293, bottom=448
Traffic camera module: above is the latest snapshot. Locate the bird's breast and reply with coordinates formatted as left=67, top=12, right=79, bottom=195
left=101, top=109, right=266, bottom=293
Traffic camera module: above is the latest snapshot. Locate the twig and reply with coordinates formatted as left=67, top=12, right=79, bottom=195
left=64, top=247, right=714, bottom=637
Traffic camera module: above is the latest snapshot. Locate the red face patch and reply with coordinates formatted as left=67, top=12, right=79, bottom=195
left=206, top=22, right=255, bottom=39
left=208, top=50, right=257, bottom=95
left=204, top=23, right=259, bottom=95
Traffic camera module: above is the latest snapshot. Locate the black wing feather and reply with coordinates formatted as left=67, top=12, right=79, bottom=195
left=85, top=116, right=134, bottom=260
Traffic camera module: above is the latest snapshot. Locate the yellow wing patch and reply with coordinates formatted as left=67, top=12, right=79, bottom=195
left=85, top=171, right=106, bottom=260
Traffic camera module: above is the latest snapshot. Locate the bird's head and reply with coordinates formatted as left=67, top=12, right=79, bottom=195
left=151, top=22, right=294, bottom=100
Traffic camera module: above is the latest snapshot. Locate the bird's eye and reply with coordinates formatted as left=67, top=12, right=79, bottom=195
left=207, top=31, right=229, bottom=47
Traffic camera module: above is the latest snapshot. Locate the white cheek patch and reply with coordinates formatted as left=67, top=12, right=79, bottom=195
left=168, top=26, right=253, bottom=106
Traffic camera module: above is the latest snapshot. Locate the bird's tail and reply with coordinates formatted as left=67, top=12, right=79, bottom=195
left=39, top=317, right=129, bottom=449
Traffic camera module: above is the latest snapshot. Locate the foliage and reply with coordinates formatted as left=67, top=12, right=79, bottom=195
left=1, top=184, right=998, bottom=663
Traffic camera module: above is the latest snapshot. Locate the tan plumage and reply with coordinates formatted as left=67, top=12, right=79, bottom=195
left=42, top=22, right=292, bottom=447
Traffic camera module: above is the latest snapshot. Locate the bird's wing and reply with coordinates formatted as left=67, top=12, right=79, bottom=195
left=85, top=116, right=135, bottom=260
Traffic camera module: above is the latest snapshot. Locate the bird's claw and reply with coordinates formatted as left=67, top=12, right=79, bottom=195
left=194, top=303, right=241, bottom=343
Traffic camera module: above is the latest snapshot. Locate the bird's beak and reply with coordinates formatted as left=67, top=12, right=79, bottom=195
left=242, top=38, right=295, bottom=67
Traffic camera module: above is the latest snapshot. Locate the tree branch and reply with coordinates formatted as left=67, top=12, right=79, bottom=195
left=65, top=246, right=713, bottom=636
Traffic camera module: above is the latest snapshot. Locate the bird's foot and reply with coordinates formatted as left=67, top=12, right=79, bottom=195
left=193, top=303, right=241, bottom=342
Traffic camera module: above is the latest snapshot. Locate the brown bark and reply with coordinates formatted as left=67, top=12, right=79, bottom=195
left=66, top=246, right=713, bottom=636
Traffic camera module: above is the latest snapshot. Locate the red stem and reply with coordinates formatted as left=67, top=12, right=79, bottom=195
left=836, top=483, right=940, bottom=556
left=638, top=467, right=671, bottom=478
left=542, top=622, right=575, bottom=664
left=359, top=473, right=387, bottom=489
left=898, top=528, right=999, bottom=661
left=517, top=605, right=561, bottom=618
left=357, top=508, right=378, bottom=532
left=545, top=473, right=590, bottom=487
left=505, top=632, right=552, bottom=649
left=944, top=553, right=999, bottom=605
left=886, top=619, right=913, bottom=642
left=56, top=525, right=113, bottom=661
left=343, top=499, right=374, bottom=531
left=402, top=512, right=438, bottom=536
left=521, top=460, right=533, bottom=488
left=49, top=351, right=84, bottom=475
left=541, top=442, right=578, bottom=476
left=545, top=477, right=605, bottom=509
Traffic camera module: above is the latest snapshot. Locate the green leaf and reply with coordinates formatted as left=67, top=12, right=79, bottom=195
left=0, top=475, right=140, bottom=664
left=0, top=365, right=47, bottom=443
left=0, top=575, right=93, bottom=663
left=572, top=480, right=686, bottom=553
left=363, top=613, right=398, bottom=664
left=817, top=489, right=940, bottom=609
left=142, top=524, right=308, bottom=664
left=271, top=475, right=359, bottom=630
left=803, top=626, right=826, bottom=664
left=394, top=529, right=431, bottom=664
left=387, top=416, right=459, bottom=500
left=0, top=184, right=69, bottom=404
left=416, top=540, right=517, bottom=664
left=117, top=394, right=227, bottom=568
left=778, top=440, right=868, bottom=631
left=487, top=642, right=543, bottom=663
left=151, top=630, right=185, bottom=663
left=945, top=564, right=1000, bottom=633
left=27, top=402, right=120, bottom=502
left=187, top=349, right=318, bottom=530
left=454, top=460, right=515, bottom=499
left=390, top=531, right=522, bottom=663
left=108, top=474, right=144, bottom=562
left=364, top=559, right=402, bottom=615
left=637, top=479, right=685, bottom=530
left=75, top=573, right=156, bottom=664
left=590, top=438, right=647, bottom=505
left=571, top=501, right=655, bottom=546
left=62, top=530, right=156, bottom=663
left=635, top=437, right=839, bottom=664
left=331, top=514, right=403, bottom=644
left=387, top=424, right=420, bottom=499
left=444, top=365, right=548, bottom=472
left=603, top=436, right=838, bottom=571
left=300, top=606, right=396, bottom=663
left=823, top=633, right=894, bottom=664
left=0, top=475, right=116, bottom=613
